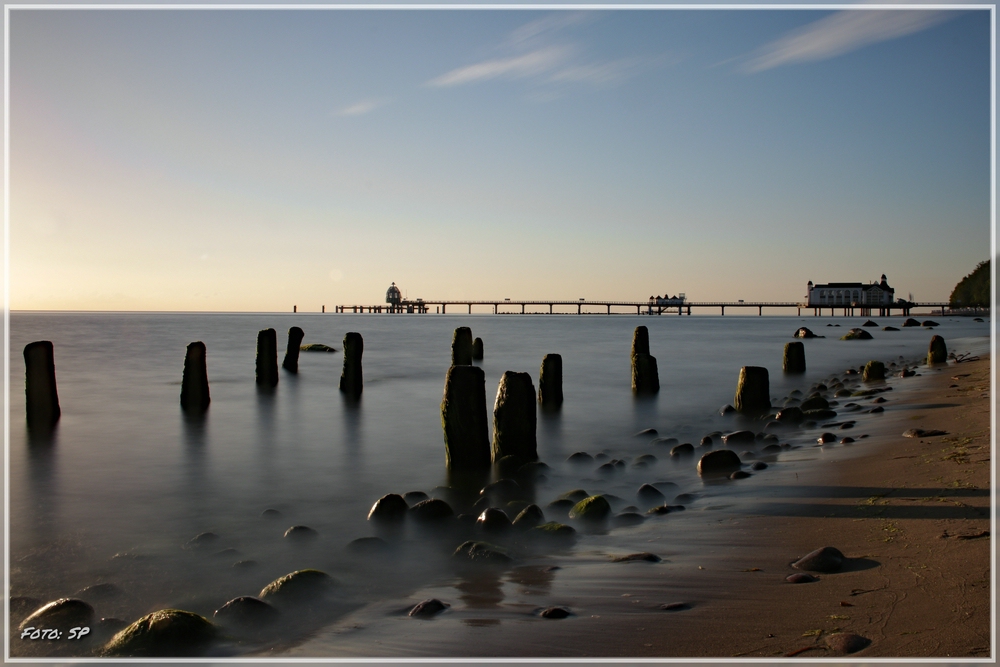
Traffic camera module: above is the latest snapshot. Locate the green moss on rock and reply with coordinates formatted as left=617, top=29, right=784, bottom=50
left=568, top=495, right=611, bottom=521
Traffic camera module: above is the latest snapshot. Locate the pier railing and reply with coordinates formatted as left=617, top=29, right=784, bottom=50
left=330, top=299, right=958, bottom=317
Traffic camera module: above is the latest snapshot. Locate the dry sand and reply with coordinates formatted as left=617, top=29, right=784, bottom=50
left=695, top=355, right=993, bottom=661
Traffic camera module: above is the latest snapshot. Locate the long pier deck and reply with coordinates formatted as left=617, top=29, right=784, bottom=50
left=331, top=299, right=955, bottom=317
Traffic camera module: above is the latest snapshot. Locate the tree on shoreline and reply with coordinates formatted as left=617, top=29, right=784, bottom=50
left=949, top=260, right=990, bottom=308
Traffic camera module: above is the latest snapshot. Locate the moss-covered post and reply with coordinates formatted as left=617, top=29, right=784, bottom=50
left=24, top=341, right=60, bottom=429
left=180, top=342, right=210, bottom=412
left=452, top=327, right=473, bottom=366
left=734, top=366, right=770, bottom=415
left=927, top=335, right=948, bottom=365
left=783, top=341, right=805, bottom=373
left=441, top=365, right=490, bottom=470
left=255, top=329, right=279, bottom=387
left=538, top=354, right=563, bottom=408
left=631, top=326, right=659, bottom=393
left=472, top=337, right=484, bottom=361
left=282, top=327, right=305, bottom=373
left=492, top=371, right=538, bottom=464
left=862, top=360, right=885, bottom=382
left=340, top=332, right=364, bottom=397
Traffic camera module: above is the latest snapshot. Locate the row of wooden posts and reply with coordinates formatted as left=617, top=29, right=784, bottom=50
left=21, top=327, right=951, bottom=461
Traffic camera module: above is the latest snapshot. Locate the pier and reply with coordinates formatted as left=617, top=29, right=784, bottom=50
left=331, top=299, right=955, bottom=317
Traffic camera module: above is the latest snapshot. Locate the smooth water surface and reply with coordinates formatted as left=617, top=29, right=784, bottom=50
left=7, top=311, right=990, bottom=654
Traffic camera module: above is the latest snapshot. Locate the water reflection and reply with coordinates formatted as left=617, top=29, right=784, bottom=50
left=631, top=393, right=659, bottom=427
left=24, top=426, right=59, bottom=541
left=506, top=565, right=555, bottom=596
left=455, top=569, right=505, bottom=609
left=341, top=394, right=363, bottom=465
left=539, top=408, right=563, bottom=462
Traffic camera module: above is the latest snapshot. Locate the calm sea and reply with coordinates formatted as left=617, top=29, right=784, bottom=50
left=7, top=311, right=990, bottom=654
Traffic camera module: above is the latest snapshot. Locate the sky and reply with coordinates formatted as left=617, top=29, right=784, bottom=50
left=7, top=5, right=993, bottom=311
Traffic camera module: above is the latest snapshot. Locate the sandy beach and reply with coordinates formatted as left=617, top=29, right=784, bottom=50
left=288, top=352, right=992, bottom=662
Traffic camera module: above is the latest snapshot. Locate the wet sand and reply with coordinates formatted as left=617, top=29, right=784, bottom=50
left=289, top=355, right=992, bottom=661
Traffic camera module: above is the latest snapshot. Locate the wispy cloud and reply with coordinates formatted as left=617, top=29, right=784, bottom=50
left=427, top=47, right=569, bottom=87
left=506, top=12, right=591, bottom=47
left=743, top=9, right=952, bottom=73
left=339, top=99, right=386, bottom=116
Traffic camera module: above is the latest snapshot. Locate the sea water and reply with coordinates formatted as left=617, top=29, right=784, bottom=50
left=6, top=311, right=990, bottom=654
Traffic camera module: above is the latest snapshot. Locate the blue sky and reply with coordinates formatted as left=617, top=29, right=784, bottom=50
left=8, top=7, right=992, bottom=311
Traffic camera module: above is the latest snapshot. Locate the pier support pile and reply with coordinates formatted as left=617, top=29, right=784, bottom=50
left=783, top=341, right=806, bottom=374
left=441, top=366, right=490, bottom=470
left=282, top=327, right=305, bottom=373
left=538, top=354, right=563, bottom=408
left=24, top=341, right=61, bottom=429
left=734, top=366, right=770, bottom=415
left=492, top=371, right=538, bottom=464
left=630, top=326, right=659, bottom=394
left=340, top=332, right=364, bottom=397
left=452, top=327, right=473, bottom=366
left=255, top=329, right=279, bottom=387
left=180, top=342, right=210, bottom=412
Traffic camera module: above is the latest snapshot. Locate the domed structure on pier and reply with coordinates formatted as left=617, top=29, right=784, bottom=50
left=386, top=282, right=402, bottom=307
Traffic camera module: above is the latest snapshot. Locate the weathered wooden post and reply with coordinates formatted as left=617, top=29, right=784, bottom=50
left=452, top=327, right=473, bottom=366
left=862, top=360, right=885, bottom=382
left=472, top=337, right=484, bottom=361
left=180, top=342, right=210, bottom=412
left=734, top=366, right=770, bottom=414
left=255, top=329, right=279, bottom=387
left=538, top=354, right=563, bottom=407
left=493, top=371, right=538, bottom=464
left=631, top=326, right=650, bottom=357
left=340, top=332, right=364, bottom=397
left=24, top=341, right=60, bottom=429
left=282, top=327, right=305, bottom=373
left=441, top=365, right=490, bottom=470
left=927, top=335, right=948, bottom=365
left=783, top=342, right=806, bottom=373
left=631, top=326, right=659, bottom=393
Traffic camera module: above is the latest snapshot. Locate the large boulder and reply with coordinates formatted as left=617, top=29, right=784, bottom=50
left=697, top=450, right=742, bottom=476
left=367, top=493, right=409, bottom=522
left=793, top=327, right=822, bottom=338
left=19, top=598, right=94, bottom=632
left=102, top=609, right=217, bottom=657
left=840, top=328, right=873, bottom=340
left=568, top=495, right=611, bottom=521
left=902, top=318, right=921, bottom=327
left=258, top=569, right=335, bottom=606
